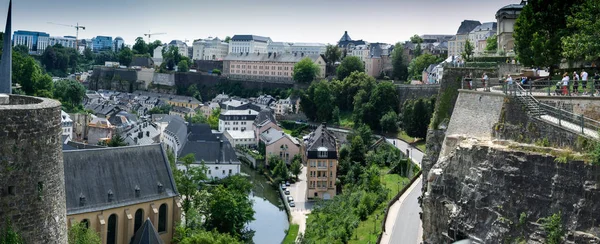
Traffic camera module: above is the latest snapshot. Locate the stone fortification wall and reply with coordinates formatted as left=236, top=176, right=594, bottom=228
left=88, top=66, right=139, bottom=92
left=423, top=138, right=600, bottom=244
left=0, top=95, right=67, bottom=243
left=194, top=60, right=223, bottom=72
left=445, top=90, right=505, bottom=140
left=537, top=96, right=600, bottom=122
left=153, top=73, right=175, bottom=86
left=396, top=84, right=439, bottom=108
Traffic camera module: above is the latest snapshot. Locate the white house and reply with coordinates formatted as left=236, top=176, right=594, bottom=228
left=168, top=40, right=189, bottom=58
left=223, top=130, right=256, bottom=148
left=290, top=42, right=327, bottom=55
left=192, top=37, right=229, bottom=61
left=218, top=109, right=259, bottom=132
left=61, top=110, right=73, bottom=143
left=228, top=35, right=272, bottom=54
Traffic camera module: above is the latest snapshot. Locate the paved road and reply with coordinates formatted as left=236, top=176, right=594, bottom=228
left=382, top=138, right=425, bottom=244
left=286, top=165, right=312, bottom=236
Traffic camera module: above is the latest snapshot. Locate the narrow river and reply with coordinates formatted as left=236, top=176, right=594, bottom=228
left=241, top=163, right=289, bottom=244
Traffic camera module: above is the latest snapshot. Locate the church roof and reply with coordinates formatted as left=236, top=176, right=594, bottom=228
left=130, top=219, right=163, bottom=244
left=339, top=31, right=352, bottom=42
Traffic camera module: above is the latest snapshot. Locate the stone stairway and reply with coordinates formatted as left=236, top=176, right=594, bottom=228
left=513, top=85, right=600, bottom=139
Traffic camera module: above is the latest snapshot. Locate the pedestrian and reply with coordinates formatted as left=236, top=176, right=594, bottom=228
left=581, top=70, right=588, bottom=95
left=506, top=74, right=514, bottom=95
left=573, top=71, right=580, bottom=95
left=562, top=73, right=570, bottom=96
left=482, top=72, right=489, bottom=91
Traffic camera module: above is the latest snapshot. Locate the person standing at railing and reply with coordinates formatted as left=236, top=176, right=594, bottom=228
left=573, top=71, right=580, bottom=95
left=482, top=73, right=489, bottom=92
left=506, top=74, right=514, bottom=95
left=562, top=73, right=570, bottom=96
left=581, top=70, right=588, bottom=95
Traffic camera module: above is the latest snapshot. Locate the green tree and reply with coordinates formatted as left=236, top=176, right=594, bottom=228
left=300, top=80, right=336, bottom=122
left=175, top=228, right=242, bottom=244
left=206, top=185, right=255, bottom=240
left=107, top=134, right=127, bottom=147
left=178, top=59, right=190, bottom=72
left=147, top=40, right=163, bottom=57
left=349, top=135, right=367, bottom=164
left=514, top=0, right=583, bottom=73
left=54, top=79, right=86, bottom=110
left=462, top=40, right=474, bottom=61
left=207, top=108, right=220, bottom=130
left=391, top=42, right=408, bottom=81
left=148, top=104, right=172, bottom=115
left=562, top=0, right=600, bottom=62
left=485, top=34, right=498, bottom=53
left=83, top=47, right=94, bottom=61
left=163, top=45, right=183, bottom=70
left=540, top=212, right=564, bottom=244
left=290, top=154, right=303, bottom=180
left=224, top=36, right=231, bottom=43
left=212, top=69, right=222, bottom=75
left=176, top=154, right=209, bottom=228
left=380, top=111, right=399, bottom=133
left=41, top=45, right=58, bottom=71
left=68, top=221, right=101, bottom=244
left=337, top=56, right=365, bottom=80
left=132, top=37, right=148, bottom=55
left=117, top=47, right=133, bottom=67
left=34, top=74, right=54, bottom=98
left=186, top=84, right=202, bottom=101
left=13, top=45, right=29, bottom=56
left=270, top=155, right=289, bottom=182
left=410, top=34, right=424, bottom=57
left=293, top=57, right=320, bottom=83
left=94, top=51, right=117, bottom=65
left=18, top=56, right=42, bottom=95
left=188, top=113, right=208, bottom=124
left=402, top=98, right=434, bottom=139
left=324, top=44, right=342, bottom=75
left=408, top=53, right=441, bottom=81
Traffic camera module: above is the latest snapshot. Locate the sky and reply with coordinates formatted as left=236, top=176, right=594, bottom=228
left=0, top=0, right=518, bottom=45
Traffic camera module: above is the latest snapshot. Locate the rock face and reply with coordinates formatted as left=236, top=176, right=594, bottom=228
left=422, top=138, right=600, bottom=243
left=0, top=95, right=67, bottom=243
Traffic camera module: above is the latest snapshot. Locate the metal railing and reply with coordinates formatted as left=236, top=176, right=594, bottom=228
left=501, top=79, right=600, bottom=97
left=509, top=83, right=600, bottom=137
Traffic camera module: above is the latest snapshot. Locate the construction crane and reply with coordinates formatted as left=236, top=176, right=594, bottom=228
left=47, top=22, right=85, bottom=48
left=144, top=31, right=166, bottom=42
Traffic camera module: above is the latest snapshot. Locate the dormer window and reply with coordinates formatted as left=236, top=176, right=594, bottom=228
left=318, top=147, right=328, bottom=158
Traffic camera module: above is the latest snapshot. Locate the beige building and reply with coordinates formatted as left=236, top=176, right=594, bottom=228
left=303, top=124, right=338, bottom=200
left=274, top=97, right=300, bottom=116
left=223, top=52, right=326, bottom=83
left=63, top=144, right=181, bottom=244
left=468, top=22, right=497, bottom=56
left=496, top=3, right=525, bottom=54
left=193, top=37, right=229, bottom=61
left=260, top=127, right=300, bottom=165
left=448, top=20, right=482, bottom=58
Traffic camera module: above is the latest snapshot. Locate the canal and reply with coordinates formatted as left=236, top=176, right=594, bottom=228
left=241, top=163, right=289, bottom=244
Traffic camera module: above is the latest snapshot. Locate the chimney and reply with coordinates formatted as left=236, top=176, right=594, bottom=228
left=274, top=52, right=277, bottom=58
left=107, top=190, right=114, bottom=202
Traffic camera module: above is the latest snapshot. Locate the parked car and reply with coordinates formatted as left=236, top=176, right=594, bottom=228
left=289, top=202, right=296, bottom=207
left=281, top=184, right=287, bottom=190
left=285, top=181, right=291, bottom=186
left=287, top=196, right=294, bottom=202
left=285, top=190, right=290, bottom=195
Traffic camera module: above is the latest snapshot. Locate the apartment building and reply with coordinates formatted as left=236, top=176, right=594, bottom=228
left=223, top=52, right=326, bottom=83
left=229, top=35, right=272, bottom=54
left=304, top=123, right=338, bottom=200
left=193, top=37, right=229, bottom=61
left=448, top=20, right=481, bottom=58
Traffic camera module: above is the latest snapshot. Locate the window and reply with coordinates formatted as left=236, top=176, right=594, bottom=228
left=158, top=204, right=167, bottom=233
left=330, top=161, right=333, bottom=168
left=81, top=219, right=90, bottom=229
left=229, top=169, right=232, bottom=174
left=134, top=209, right=144, bottom=234
left=222, top=170, right=225, bottom=174
left=310, top=161, right=316, bottom=167
left=107, top=214, right=118, bottom=244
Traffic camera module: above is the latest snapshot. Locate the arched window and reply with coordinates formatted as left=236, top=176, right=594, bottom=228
left=134, top=209, right=144, bottom=234
left=158, top=204, right=167, bottom=233
left=107, top=214, right=118, bottom=244
left=81, top=219, right=90, bottom=229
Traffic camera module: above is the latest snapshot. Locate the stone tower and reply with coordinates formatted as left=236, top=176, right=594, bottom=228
left=0, top=1, right=68, bottom=243
left=0, top=95, right=68, bottom=244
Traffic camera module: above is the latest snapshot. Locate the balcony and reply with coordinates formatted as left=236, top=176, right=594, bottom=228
left=316, top=166, right=328, bottom=171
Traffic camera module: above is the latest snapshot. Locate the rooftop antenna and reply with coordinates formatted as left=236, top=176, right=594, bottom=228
left=0, top=0, right=12, bottom=94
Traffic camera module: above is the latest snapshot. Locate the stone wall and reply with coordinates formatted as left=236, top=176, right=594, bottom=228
left=423, top=138, right=600, bottom=244
left=445, top=90, right=505, bottom=140
left=153, top=73, right=175, bottom=86
left=88, top=66, right=140, bottom=92
left=396, top=84, right=439, bottom=108
left=536, top=96, right=600, bottom=122
left=497, top=63, right=524, bottom=77
left=493, top=96, right=592, bottom=152
left=0, top=95, right=67, bottom=244
left=194, top=60, right=223, bottom=72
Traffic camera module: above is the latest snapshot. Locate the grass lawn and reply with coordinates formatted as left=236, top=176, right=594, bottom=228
left=397, top=131, right=427, bottom=152
left=349, top=168, right=410, bottom=244
left=283, top=224, right=300, bottom=244
left=339, top=111, right=355, bottom=129
left=282, top=128, right=293, bottom=135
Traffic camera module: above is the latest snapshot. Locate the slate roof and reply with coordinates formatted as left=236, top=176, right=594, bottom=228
left=187, top=124, right=217, bottom=142
left=130, top=219, right=163, bottom=244
left=305, top=124, right=336, bottom=152
left=456, top=20, right=482, bottom=35
left=497, top=3, right=525, bottom=16
left=260, top=127, right=299, bottom=146
left=223, top=53, right=322, bottom=63
left=339, top=31, right=352, bottom=42
left=231, top=35, right=271, bottom=43
left=254, top=109, right=276, bottom=126
left=164, top=117, right=187, bottom=152
left=63, top=144, right=178, bottom=215
left=470, top=22, right=497, bottom=33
